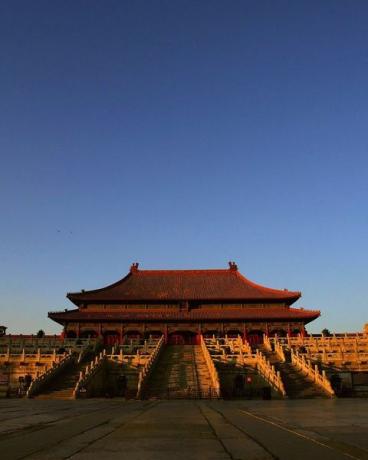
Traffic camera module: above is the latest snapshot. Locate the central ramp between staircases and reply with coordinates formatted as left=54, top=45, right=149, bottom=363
left=142, top=345, right=217, bottom=399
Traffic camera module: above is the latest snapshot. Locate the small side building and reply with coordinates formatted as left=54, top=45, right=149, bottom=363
left=48, top=262, right=320, bottom=346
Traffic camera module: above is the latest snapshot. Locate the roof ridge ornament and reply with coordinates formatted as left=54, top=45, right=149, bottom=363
left=228, top=261, right=238, bottom=271
left=130, top=262, right=140, bottom=273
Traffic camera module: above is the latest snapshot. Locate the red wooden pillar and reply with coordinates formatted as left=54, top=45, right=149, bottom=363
left=120, top=324, right=124, bottom=344
left=197, top=323, right=202, bottom=344
left=243, top=323, right=247, bottom=343
left=77, top=322, right=80, bottom=338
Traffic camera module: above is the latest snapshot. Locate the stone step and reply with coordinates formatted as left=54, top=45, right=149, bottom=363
left=33, top=360, right=91, bottom=400
left=143, top=345, right=213, bottom=399
left=256, top=346, right=328, bottom=399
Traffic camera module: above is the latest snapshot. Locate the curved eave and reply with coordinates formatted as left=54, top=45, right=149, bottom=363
left=67, top=293, right=301, bottom=306
left=48, top=309, right=79, bottom=325
left=48, top=308, right=320, bottom=324
left=67, top=296, right=300, bottom=306
left=234, top=271, right=301, bottom=303
left=301, top=311, right=321, bottom=325
left=66, top=273, right=133, bottom=305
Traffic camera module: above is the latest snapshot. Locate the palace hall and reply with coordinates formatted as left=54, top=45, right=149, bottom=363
left=48, top=262, right=319, bottom=346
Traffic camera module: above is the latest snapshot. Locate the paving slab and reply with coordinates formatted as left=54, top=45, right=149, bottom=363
left=0, top=399, right=368, bottom=460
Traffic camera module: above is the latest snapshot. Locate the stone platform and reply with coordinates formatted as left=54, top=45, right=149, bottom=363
left=1, top=399, right=368, bottom=459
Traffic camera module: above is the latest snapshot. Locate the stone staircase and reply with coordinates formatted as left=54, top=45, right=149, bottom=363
left=34, top=359, right=90, bottom=400
left=143, top=345, right=213, bottom=399
left=258, top=345, right=327, bottom=398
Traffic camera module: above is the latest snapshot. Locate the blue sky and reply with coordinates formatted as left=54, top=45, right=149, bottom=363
left=0, top=1, right=367, bottom=334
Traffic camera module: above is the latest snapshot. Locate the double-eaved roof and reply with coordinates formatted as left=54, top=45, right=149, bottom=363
left=67, top=262, right=301, bottom=305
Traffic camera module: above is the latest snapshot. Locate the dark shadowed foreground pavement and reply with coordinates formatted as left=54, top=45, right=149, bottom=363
left=0, top=399, right=368, bottom=460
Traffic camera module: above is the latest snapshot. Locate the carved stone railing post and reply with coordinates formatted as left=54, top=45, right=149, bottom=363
left=290, top=348, right=335, bottom=397
left=73, top=350, right=107, bottom=399
left=200, top=335, right=220, bottom=398
left=263, top=334, right=272, bottom=351
left=255, top=349, right=286, bottom=397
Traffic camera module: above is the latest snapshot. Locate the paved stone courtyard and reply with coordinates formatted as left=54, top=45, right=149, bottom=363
left=1, top=399, right=368, bottom=460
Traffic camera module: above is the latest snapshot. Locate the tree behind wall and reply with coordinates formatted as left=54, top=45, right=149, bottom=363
left=321, top=328, right=332, bottom=337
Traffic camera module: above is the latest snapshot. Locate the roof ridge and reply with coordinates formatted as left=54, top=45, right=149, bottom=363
left=137, top=268, right=231, bottom=274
